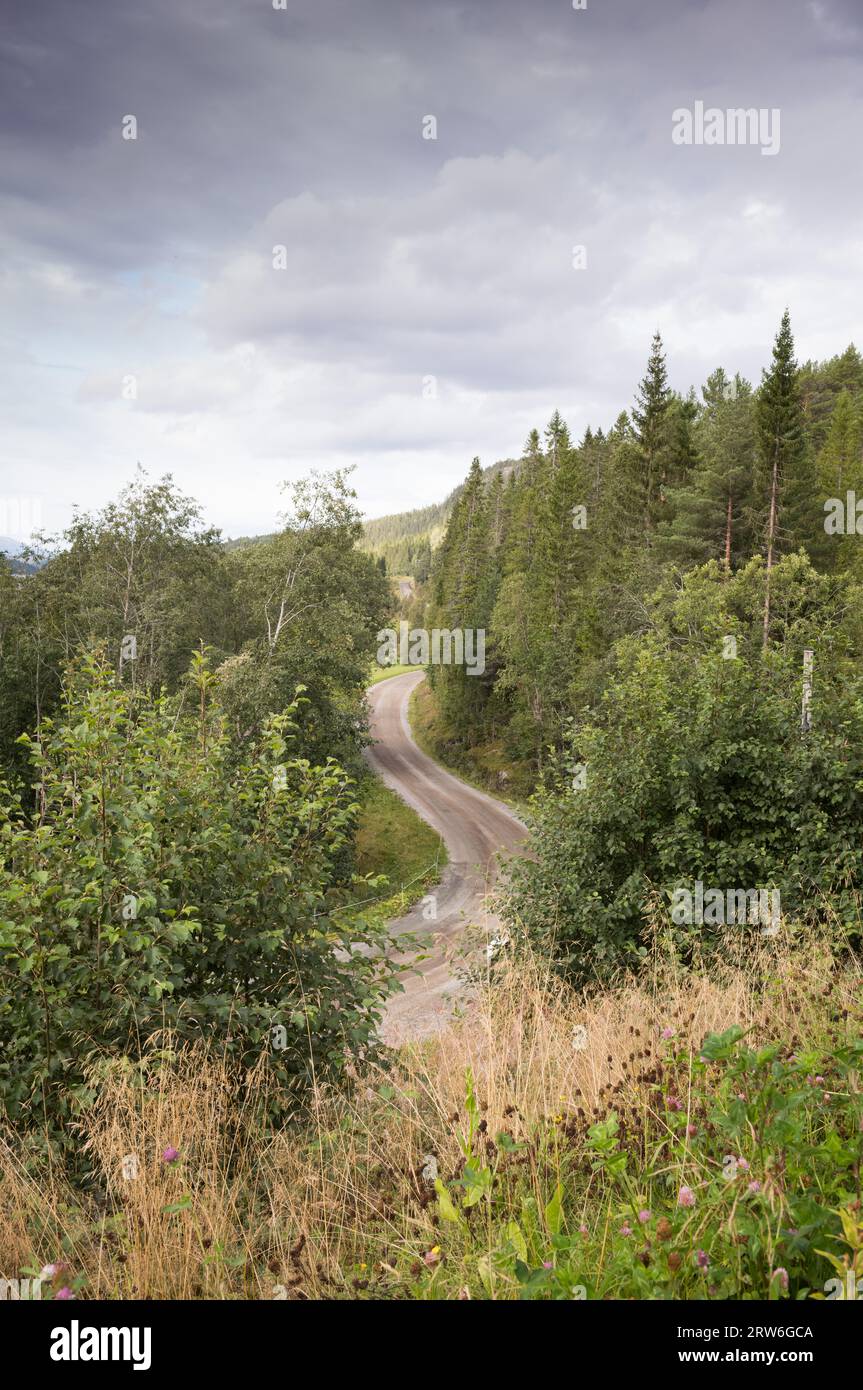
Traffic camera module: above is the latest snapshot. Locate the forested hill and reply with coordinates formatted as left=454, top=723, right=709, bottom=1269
left=419, top=313, right=863, bottom=984
left=358, top=457, right=518, bottom=578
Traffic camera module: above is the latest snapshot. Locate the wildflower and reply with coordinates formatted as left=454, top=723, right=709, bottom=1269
left=638, top=1209, right=651, bottom=1224
left=772, top=1267, right=789, bottom=1293
left=695, top=1249, right=710, bottom=1270
left=54, top=1287, right=74, bottom=1300
left=619, top=1224, right=633, bottom=1237
left=660, top=1028, right=675, bottom=1041
left=542, top=1261, right=553, bottom=1269
left=40, top=1263, right=64, bottom=1280
left=579, top=1224, right=589, bottom=1236
left=667, top=1251, right=682, bottom=1272
left=423, top=1246, right=441, bottom=1267
left=667, top=1097, right=683, bottom=1112
left=677, top=1186, right=695, bottom=1208
left=747, top=1180, right=761, bottom=1194
left=736, top=1156, right=749, bottom=1171
left=686, top=1124, right=697, bottom=1137
left=656, top=1217, right=673, bottom=1241
left=161, top=1146, right=180, bottom=1164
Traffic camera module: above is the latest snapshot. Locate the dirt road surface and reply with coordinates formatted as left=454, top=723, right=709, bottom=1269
left=364, top=669, right=528, bottom=1043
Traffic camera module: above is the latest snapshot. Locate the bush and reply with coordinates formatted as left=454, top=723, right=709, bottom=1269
left=0, top=651, right=402, bottom=1147
left=504, top=557, right=863, bottom=983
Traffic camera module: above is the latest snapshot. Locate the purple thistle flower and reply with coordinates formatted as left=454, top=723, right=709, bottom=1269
left=161, top=1146, right=180, bottom=1164
left=677, top=1185, right=696, bottom=1208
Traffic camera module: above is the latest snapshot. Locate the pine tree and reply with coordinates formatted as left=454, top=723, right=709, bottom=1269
left=660, top=371, right=756, bottom=571
left=814, top=388, right=863, bottom=570
left=757, top=309, right=805, bottom=644
left=632, top=332, right=672, bottom=531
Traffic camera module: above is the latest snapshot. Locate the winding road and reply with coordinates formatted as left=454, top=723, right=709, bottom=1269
left=364, top=670, right=528, bottom=1043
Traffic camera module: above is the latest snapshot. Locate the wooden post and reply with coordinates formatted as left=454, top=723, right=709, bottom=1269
left=801, top=649, right=814, bottom=733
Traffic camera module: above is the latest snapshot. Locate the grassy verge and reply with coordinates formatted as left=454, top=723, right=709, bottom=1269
left=3, top=941, right=859, bottom=1300
left=409, top=678, right=532, bottom=812
left=338, top=772, right=447, bottom=933
left=367, top=663, right=418, bottom=686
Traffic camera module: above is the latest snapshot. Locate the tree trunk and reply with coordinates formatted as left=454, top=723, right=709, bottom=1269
left=724, top=493, right=733, bottom=573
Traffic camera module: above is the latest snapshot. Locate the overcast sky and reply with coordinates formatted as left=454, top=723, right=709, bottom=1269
left=2, top=0, right=862, bottom=540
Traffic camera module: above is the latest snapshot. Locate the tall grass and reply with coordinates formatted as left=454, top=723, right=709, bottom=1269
left=1, top=939, right=859, bottom=1299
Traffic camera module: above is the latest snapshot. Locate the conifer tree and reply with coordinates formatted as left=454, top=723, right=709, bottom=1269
left=632, top=332, right=672, bottom=530
left=660, top=371, right=756, bottom=571
left=757, top=309, right=805, bottom=644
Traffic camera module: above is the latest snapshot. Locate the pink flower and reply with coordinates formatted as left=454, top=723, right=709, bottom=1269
left=772, top=1267, right=789, bottom=1292
left=40, top=1263, right=65, bottom=1280
left=736, top=1156, right=749, bottom=1171
left=161, top=1147, right=180, bottom=1164
left=677, top=1186, right=696, bottom=1208
left=620, top=1223, right=633, bottom=1236
left=579, top=1224, right=589, bottom=1236
left=542, top=1261, right=553, bottom=1269
left=638, top=1209, right=651, bottom=1224
left=686, top=1124, right=697, bottom=1137
left=54, top=1287, right=74, bottom=1300
left=747, top=1180, right=761, bottom=1194
left=660, top=1027, right=675, bottom=1041
left=695, top=1249, right=710, bottom=1269
left=667, top=1097, right=683, bottom=1112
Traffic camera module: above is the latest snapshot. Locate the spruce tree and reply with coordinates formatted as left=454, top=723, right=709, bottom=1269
left=632, top=332, right=672, bottom=531
left=757, top=309, right=805, bottom=644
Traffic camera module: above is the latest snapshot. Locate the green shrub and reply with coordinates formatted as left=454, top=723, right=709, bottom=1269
left=504, top=558, right=863, bottom=982
left=0, top=651, right=402, bottom=1147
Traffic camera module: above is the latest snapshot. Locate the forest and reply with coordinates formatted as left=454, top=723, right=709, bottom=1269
left=418, top=313, right=863, bottom=980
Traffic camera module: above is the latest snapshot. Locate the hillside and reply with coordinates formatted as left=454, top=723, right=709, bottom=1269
left=358, top=457, right=519, bottom=576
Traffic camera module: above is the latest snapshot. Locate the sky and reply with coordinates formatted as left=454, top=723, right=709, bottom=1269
left=1, top=0, right=862, bottom=542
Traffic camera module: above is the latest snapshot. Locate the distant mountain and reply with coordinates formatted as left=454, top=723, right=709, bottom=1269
left=0, top=537, right=41, bottom=575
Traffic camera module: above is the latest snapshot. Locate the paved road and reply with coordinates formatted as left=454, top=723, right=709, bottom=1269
left=364, top=669, right=528, bottom=1042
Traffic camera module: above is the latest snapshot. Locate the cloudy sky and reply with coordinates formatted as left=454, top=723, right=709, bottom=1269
left=2, top=0, right=862, bottom=540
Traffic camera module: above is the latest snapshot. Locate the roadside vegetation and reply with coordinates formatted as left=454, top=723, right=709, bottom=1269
left=1, top=941, right=858, bottom=1300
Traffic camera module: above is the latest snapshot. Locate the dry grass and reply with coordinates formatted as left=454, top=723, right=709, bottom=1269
left=0, top=939, right=858, bottom=1299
